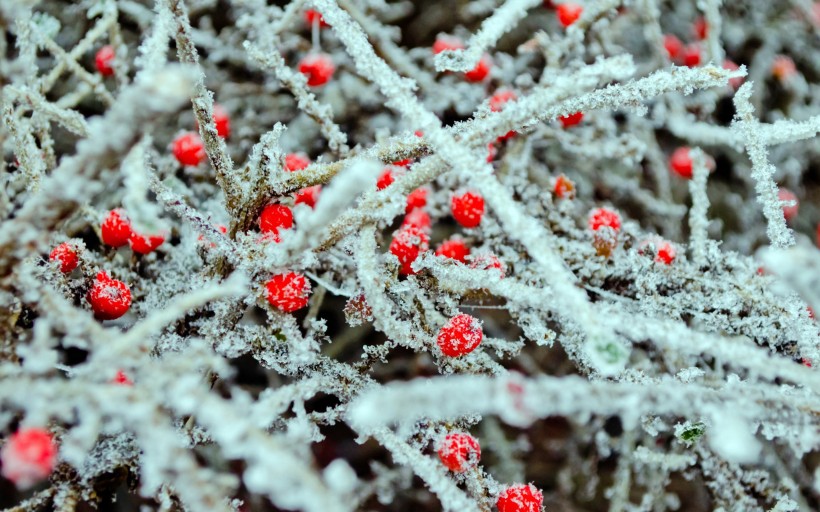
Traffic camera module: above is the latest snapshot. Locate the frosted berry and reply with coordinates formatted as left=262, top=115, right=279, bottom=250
left=212, top=104, right=231, bottom=138
left=772, top=55, right=797, bottom=82
left=259, top=204, right=294, bottom=239
left=402, top=208, right=432, bottom=233
left=557, top=3, right=583, bottom=27
left=438, top=432, right=481, bottom=472
left=496, top=484, right=543, bottom=512
left=489, top=90, right=516, bottom=112
left=377, top=168, right=395, bottom=190
left=390, top=225, right=429, bottom=275
left=435, top=238, right=469, bottom=262
left=305, top=9, right=330, bottom=28
left=682, top=43, right=701, bottom=67
left=101, top=209, right=133, bottom=247
left=87, top=271, right=131, bottom=320
left=663, top=34, right=683, bottom=62
left=298, top=53, right=335, bottom=87
left=0, top=427, right=57, bottom=489
left=553, top=174, right=576, bottom=199
left=655, top=241, right=676, bottom=265
left=437, top=313, right=483, bottom=357
left=49, top=242, right=79, bottom=273
left=692, top=17, right=708, bottom=40
left=295, top=185, right=322, bottom=208
left=559, top=111, right=583, bottom=128
left=723, top=60, right=744, bottom=89
left=433, top=35, right=464, bottom=55
left=464, top=55, right=491, bottom=82
left=669, top=146, right=693, bottom=179
left=588, top=207, right=621, bottom=232
left=285, top=153, right=311, bottom=172
left=778, top=188, right=799, bottom=222
left=451, top=191, right=485, bottom=228
left=469, top=253, right=506, bottom=277
left=129, top=232, right=165, bottom=254
left=95, top=45, right=115, bottom=76
left=406, top=187, right=428, bottom=214
left=172, top=131, right=206, bottom=167
left=265, top=272, right=311, bottom=313
left=112, top=370, right=133, bottom=386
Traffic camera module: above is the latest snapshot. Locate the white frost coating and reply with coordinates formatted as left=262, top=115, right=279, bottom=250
left=688, top=147, right=711, bottom=267
left=706, top=412, right=762, bottom=465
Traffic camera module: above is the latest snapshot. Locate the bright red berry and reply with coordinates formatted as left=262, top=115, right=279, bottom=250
left=87, top=271, right=131, bottom=320
left=692, top=17, right=708, bottom=40
left=559, top=111, right=583, bottom=128
left=669, top=146, right=693, bottom=179
left=402, top=208, right=432, bottom=233
left=101, top=209, right=133, bottom=248
left=682, top=43, right=701, bottom=67
left=663, top=34, right=683, bottom=62
left=172, top=131, right=206, bottom=167
left=433, top=35, right=464, bottom=55
left=285, top=153, right=311, bottom=172
left=451, top=191, right=485, bottom=228
left=588, top=207, right=621, bottom=232
left=112, top=370, right=133, bottom=386
left=304, top=9, right=330, bottom=28
left=259, top=204, right=294, bottom=239
left=435, top=238, right=470, bottom=262
left=295, top=185, right=322, bottom=208
left=469, top=253, right=506, bottom=277
left=655, top=241, right=676, bottom=265
left=778, top=188, right=799, bottom=222
left=553, top=174, right=576, bottom=199
left=557, top=3, right=583, bottom=27
left=437, top=313, right=483, bottom=357
left=377, top=168, right=395, bottom=190
left=723, top=60, right=744, bottom=89
left=489, top=90, right=516, bottom=112
left=496, top=484, right=543, bottom=512
left=0, top=428, right=57, bottom=489
left=49, top=242, right=79, bottom=273
left=95, top=45, right=115, bottom=76
left=438, top=432, right=481, bottom=472
left=265, top=272, right=311, bottom=313
left=212, top=104, right=231, bottom=138
left=390, top=225, right=429, bottom=275
left=129, top=232, right=165, bottom=254
left=464, top=55, right=491, bottom=82
left=406, top=187, right=428, bottom=214
left=392, top=158, right=413, bottom=167
left=298, top=53, right=335, bottom=87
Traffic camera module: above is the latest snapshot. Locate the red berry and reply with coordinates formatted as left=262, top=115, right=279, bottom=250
left=129, top=232, right=165, bottom=254
left=692, top=17, right=708, bottom=40
left=49, top=242, right=79, bottom=273
left=402, top=208, right=432, bottom=233
left=377, top=168, right=395, bottom=190
left=464, top=56, right=491, bottom=82
left=778, top=188, right=799, bottom=222
left=0, top=428, right=57, bottom=489
left=557, top=3, right=583, bottom=27
left=588, top=207, right=621, bottom=232
left=437, top=432, right=481, bottom=472
left=559, top=111, right=583, bottom=128
left=468, top=253, right=506, bottom=277
left=212, top=104, right=231, bottom=138
left=772, top=55, right=797, bottom=82
left=655, top=241, right=676, bottom=265
left=285, top=153, right=311, bottom=172
left=663, top=34, right=683, bottom=62
left=390, top=225, right=429, bottom=275
left=298, top=53, right=335, bottom=87
left=112, top=370, right=133, bottom=386
left=259, top=204, right=294, bottom=238
left=437, top=313, right=483, bottom=357
left=496, top=484, right=543, bottom=512
left=406, top=187, right=428, bottom=214
left=669, top=146, right=693, bottom=179
left=553, top=174, right=576, bottom=199
left=304, top=9, right=330, bottom=28
left=392, top=158, right=413, bottom=167
left=95, top=45, right=115, bottom=76
left=433, top=35, right=464, bottom=55
left=265, top=272, right=311, bottom=313
left=489, top=90, right=516, bottom=112
left=172, top=131, right=206, bottom=167
left=87, top=271, right=131, bottom=320
left=682, top=43, right=701, bottom=67
left=435, top=238, right=469, bottom=262
left=723, top=60, right=744, bottom=89
left=451, top=191, right=485, bottom=228
left=295, top=185, right=322, bottom=208
left=101, top=209, right=133, bottom=248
